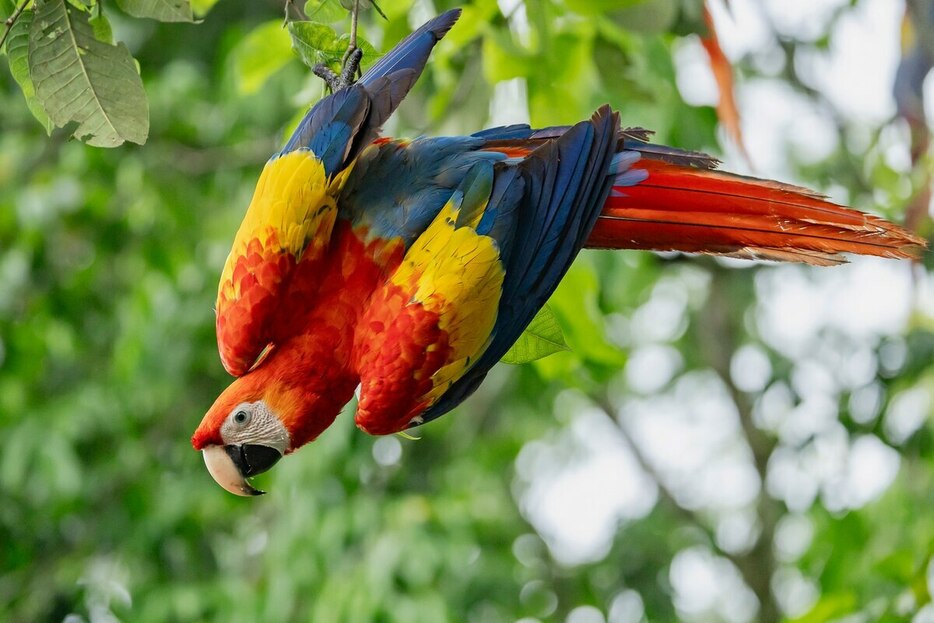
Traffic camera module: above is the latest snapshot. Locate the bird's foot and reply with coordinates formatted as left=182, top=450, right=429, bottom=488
left=313, top=47, right=363, bottom=92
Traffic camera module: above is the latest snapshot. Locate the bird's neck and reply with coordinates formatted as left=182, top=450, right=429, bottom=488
left=259, top=332, right=360, bottom=450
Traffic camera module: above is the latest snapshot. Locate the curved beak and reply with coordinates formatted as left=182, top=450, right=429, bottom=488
left=202, top=444, right=283, bottom=497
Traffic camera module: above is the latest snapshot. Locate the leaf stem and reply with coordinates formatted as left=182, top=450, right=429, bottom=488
left=0, top=0, right=30, bottom=51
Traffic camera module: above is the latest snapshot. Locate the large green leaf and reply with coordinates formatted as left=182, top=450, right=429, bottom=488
left=6, top=9, right=53, bottom=133
left=304, top=0, right=347, bottom=23
left=115, top=0, right=193, bottom=22
left=231, top=20, right=294, bottom=95
left=29, top=0, right=149, bottom=146
left=289, top=20, right=380, bottom=73
left=89, top=11, right=114, bottom=44
left=290, top=20, right=343, bottom=69
left=501, top=304, right=570, bottom=365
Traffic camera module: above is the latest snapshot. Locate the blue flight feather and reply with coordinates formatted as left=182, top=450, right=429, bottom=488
left=360, top=9, right=461, bottom=89
left=419, top=107, right=621, bottom=422
left=278, top=10, right=462, bottom=175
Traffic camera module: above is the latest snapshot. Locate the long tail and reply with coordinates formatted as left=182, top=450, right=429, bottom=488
left=587, top=158, right=926, bottom=265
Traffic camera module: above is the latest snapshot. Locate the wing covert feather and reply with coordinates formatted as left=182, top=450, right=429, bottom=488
left=352, top=164, right=505, bottom=434
left=216, top=152, right=338, bottom=376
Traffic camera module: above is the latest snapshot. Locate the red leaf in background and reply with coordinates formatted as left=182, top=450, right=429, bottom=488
left=700, top=1, right=752, bottom=169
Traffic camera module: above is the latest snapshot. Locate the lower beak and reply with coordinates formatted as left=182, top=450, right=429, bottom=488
left=202, top=444, right=283, bottom=497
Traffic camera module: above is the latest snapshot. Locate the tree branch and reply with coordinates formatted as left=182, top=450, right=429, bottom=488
left=697, top=265, right=782, bottom=623
left=349, top=0, right=359, bottom=50
left=595, top=263, right=784, bottom=623
left=0, top=0, right=30, bottom=51
left=594, top=394, right=708, bottom=530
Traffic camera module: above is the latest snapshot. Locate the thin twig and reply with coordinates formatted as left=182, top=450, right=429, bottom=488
left=339, top=0, right=360, bottom=73
left=349, top=0, right=359, bottom=50
left=0, top=0, right=31, bottom=51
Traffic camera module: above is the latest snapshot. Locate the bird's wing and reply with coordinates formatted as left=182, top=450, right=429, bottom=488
left=352, top=107, right=620, bottom=433
left=215, top=151, right=339, bottom=377
left=215, top=11, right=460, bottom=377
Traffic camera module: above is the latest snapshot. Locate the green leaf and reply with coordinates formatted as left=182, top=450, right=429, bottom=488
left=338, top=33, right=380, bottom=68
left=501, top=305, right=570, bottom=365
left=29, top=0, right=149, bottom=146
left=0, top=0, right=14, bottom=22
left=89, top=11, right=113, bottom=43
left=338, top=0, right=386, bottom=19
left=545, top=258, right=627, bottom=370
left=6, top=10, right=54, bottom=133
left=289, top=20, right=344, bottom=70
left=288, top=20, right=382, bottom=74
left=303, top=0, right=346, bottom=23
left=231, top=20, right=294, bottom=95
left=114, top=0, right=193, bottom=22
left=189, top=0, right=218, bottom=15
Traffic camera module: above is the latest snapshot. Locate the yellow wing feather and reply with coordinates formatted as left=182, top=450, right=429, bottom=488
left=394, top=199, right=503, bottom=401
left=216, top=151, right=340, bottom=376
left=354, top=194, right=505, bottom=433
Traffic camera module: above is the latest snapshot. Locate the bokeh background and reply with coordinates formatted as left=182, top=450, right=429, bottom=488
left=3, top=0, right=934, bottom=621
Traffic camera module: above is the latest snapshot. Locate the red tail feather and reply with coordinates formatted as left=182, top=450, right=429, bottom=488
left=587, top=160, right=925, bottom=265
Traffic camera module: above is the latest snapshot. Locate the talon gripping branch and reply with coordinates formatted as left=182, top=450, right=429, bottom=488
left=192, top=10, right=924, bottom=496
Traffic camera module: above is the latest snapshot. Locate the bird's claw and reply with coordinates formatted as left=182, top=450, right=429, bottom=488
left=314, top=47, right=363, bottom=92
left=341, top=46, right=364, bottom=86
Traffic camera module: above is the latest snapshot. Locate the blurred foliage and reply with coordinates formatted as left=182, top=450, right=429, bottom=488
left=2, top=0, right=934, bottom=622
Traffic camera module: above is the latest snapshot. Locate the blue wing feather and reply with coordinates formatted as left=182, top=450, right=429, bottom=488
left=418, top=107, right=621, bottom=423
left=359, top=9, right=461, bottom=89
left=278, top=10, right=462, bottom=174
left=339, top=136, right=507, bottom=244
left=336, top=107, right=623, bottom=424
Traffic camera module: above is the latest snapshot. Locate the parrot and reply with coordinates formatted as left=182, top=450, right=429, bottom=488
left=192, top=9, right=925, bottom=496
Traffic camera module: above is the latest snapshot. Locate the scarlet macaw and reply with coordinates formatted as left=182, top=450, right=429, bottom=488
left=192, top=9, right=924, bottom=496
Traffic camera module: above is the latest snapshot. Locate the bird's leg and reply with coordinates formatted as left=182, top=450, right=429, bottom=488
left=313, top=0, right=368, bottom=92
left=313, top=48, right=363, bottom=92
left=340, top=48, right=364, bottom=86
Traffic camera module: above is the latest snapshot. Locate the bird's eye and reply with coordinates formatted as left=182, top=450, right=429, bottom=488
left=233, top=410, right=249, bottom=425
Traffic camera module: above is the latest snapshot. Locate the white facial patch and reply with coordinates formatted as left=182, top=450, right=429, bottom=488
left=220, top=401, right=290, bottom=454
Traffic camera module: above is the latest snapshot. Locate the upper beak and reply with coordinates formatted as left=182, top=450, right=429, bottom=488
left=202, top=444, right=283, bottom=497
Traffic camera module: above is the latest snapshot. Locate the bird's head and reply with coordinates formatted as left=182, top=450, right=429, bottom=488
left=191, top=377, right=291, bottom=497
left=192, top=360, right=351, bottom=496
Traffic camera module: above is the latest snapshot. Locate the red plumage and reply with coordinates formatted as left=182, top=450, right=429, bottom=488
left=587, top=160, right=924, bottom=265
